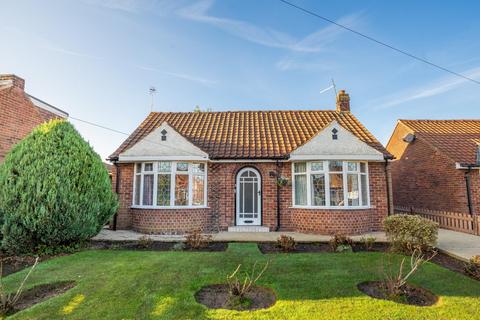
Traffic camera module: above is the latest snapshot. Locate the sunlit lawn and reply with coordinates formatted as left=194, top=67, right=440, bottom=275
left=4, top=243, right=480, bottom=319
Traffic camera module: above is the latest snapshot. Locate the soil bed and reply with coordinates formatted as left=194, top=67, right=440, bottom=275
left=89, top=240, right=228, bottom=252
left=357, top=281, right=438, bottom=306
left=1, top=254, right=68, bottom=277
left=258, top=242, right=390, bottom=254
left=431, top=252, right=479, bottom=281
left=195, top=284, right=276, bottom=311
left=7, top=281, right=76, bottom=316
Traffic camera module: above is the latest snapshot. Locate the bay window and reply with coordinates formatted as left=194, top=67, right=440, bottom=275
left=292, top=161, right=369, bottom=208
left=133, top=161, right=207, bottom=207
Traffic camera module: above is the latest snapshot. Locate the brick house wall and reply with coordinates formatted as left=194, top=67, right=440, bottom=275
left=0, top=74, right=62, bottom=161
left=112, top=161, right=389, bottom=235
left=388, top=123, right=475, bottom=214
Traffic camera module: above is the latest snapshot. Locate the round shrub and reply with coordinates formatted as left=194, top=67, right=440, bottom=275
left=384, top=214, right=438, bottom=253
left=0, top=119, right=118, bottom=254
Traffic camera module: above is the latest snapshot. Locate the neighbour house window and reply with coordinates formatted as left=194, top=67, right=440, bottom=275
left=133, top=162, right=207, bottom=207
left=292, top=161, right=369, bottom=208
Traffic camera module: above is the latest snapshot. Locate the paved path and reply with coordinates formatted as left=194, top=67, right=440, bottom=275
left=93, top=229, right=386, bottom=243
left=437, top=229, right=480, bottom=261
left=93, top=228, right=479, bottom=261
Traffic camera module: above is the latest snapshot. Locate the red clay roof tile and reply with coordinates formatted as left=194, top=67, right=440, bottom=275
left=111, top=110, right=390, bottom=160
left=400, top=119, right=480, bottom=164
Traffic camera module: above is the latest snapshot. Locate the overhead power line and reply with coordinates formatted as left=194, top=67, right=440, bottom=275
left=278, top=0, right=480, bottom=86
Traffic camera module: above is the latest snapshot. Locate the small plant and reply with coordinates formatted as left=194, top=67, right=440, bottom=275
left=0, top=257, right=39, bottom=316
left=384, top=215, right=438, bottom=253
left=464, top=255, right=480, bottom=280
left=185, top=229, right=212, bottom=250
left=138, top=236, right=154, bottom=249
left=360, top=236, right=376, bottom=251
left=226, top=261, right=269, bottom=305
left=329, top=234, right=353, bottom=252
left=336, top=244, right=353, bottom=253
left=276, top=176, right=289, bottom=187
left=171, top=242, right=186, bottom=251
left=382, top=249, right=436, bottom=298
left=276, top=235, right=296, bottom=252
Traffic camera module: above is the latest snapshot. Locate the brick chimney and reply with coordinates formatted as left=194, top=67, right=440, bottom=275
left=336, top=89, right=350, bottom=112
left=0, top=74, right=25, bottom=90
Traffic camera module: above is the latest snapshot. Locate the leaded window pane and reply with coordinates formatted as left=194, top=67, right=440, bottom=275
left=347, top=162, right=358, bottom=172
left=347, top=174, right=359, bottom=206
left=142, top=174, right=154, bottom=205
left=294, top=162, right=306, bottom=173
left=329, top=173, right=344, bottom=206
left=176, top=162, right=188, bottom=172
left=191, top=163, right=205, bottom=174
left=311, top=162, right=324, bottom=171
left=158, top=162, right=171, bottom=172
left=311, top=174, right=326, bottom=206
left=192, top=175, right=204, bottom=206
left=175, top=174, right=189, bottom=205
left=329, top=161, right=343, bottom=172
left=157, top=174, right=171, bottom=206
left=294, top=174, right=307, bottom=205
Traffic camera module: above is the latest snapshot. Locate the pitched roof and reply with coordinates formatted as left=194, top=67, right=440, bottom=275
left=399, top=119, right=480, bottom=164
left=111, top=110, right=390, bottom=160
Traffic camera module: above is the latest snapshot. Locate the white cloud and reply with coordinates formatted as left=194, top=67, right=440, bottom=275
left=369, top=67, right=480, bottom=109
left=43, top=45, right=103, bottom=60
left=81, top=0, right=186, bottom=15
left=138, top=65, right=217, bottom=87
left=179, top=0, right=362, bottom=53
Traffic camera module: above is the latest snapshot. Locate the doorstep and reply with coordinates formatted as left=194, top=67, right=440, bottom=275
left=227, top=226, right=270, bottom=232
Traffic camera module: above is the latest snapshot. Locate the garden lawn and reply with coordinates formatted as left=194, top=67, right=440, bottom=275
left=3, top=243, right=480, bottom=320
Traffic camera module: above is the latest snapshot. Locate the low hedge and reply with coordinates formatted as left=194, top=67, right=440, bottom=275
left=384, top=214, right=438, bottom=253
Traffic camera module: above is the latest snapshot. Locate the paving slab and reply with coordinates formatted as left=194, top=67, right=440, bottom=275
left=93, top=229, right=386, bottom=243
left=436, top=229, right=480, bottom=261
left=92, top=228, right=479, bottom=261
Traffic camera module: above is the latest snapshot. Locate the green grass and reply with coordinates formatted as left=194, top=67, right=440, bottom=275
left=4, top=243, right=480, bottom=320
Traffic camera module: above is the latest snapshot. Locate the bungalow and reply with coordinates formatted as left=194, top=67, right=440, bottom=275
left=109, top=91, right=393, bottom=235
left=387, top=120, right=480, bottom=234
left=0, top=74, right=68, bottom=161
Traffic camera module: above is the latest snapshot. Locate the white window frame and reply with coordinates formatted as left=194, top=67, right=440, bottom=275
left=132, top=161, right=208, bottom=209
left=291, top=160, right=370, bottom=209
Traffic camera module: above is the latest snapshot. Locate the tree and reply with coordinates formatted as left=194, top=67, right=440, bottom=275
left=0, top=119, right=118, bottom=253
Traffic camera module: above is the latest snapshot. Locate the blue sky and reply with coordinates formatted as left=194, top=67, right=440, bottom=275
left=1, top=0, right=480, bottom=160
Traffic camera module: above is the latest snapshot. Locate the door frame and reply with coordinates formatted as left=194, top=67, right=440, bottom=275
left=235, top=167, right=262, bottom=226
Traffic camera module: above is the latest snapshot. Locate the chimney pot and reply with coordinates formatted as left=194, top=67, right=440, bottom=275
left=336, top=89, right=350, bottom=112
left=0, top=74, right=25, bottom=90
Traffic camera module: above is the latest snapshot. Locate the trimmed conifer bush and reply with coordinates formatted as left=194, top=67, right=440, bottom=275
left=0, top=119, right=118, bottom=254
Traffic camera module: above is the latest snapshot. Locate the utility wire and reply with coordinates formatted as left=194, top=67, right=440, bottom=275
left=278, top=0, right=480, bottom=86
left=69, top=115, right=204, bottom=158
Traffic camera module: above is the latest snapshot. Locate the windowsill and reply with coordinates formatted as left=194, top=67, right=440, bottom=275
left=290, top=205, right=372, bottom=210
left=131, top=205, right=210, bottom=210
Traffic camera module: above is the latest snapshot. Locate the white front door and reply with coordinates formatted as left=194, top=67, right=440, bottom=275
left=236, top=168, right=261, bottom=226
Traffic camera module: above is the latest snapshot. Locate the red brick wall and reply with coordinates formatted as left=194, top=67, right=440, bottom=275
left=113, top=161, right=389, bottom=235
left=0, top=75, right=60, bottom=161
left=388, top=126, right=474, bottom=214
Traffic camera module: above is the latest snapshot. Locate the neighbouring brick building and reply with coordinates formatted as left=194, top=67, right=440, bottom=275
left=109, top=90, right=393, bottom=235
left=387, top=120, right=480, bottom=234
left=0, top=74, right=68, bottom=161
